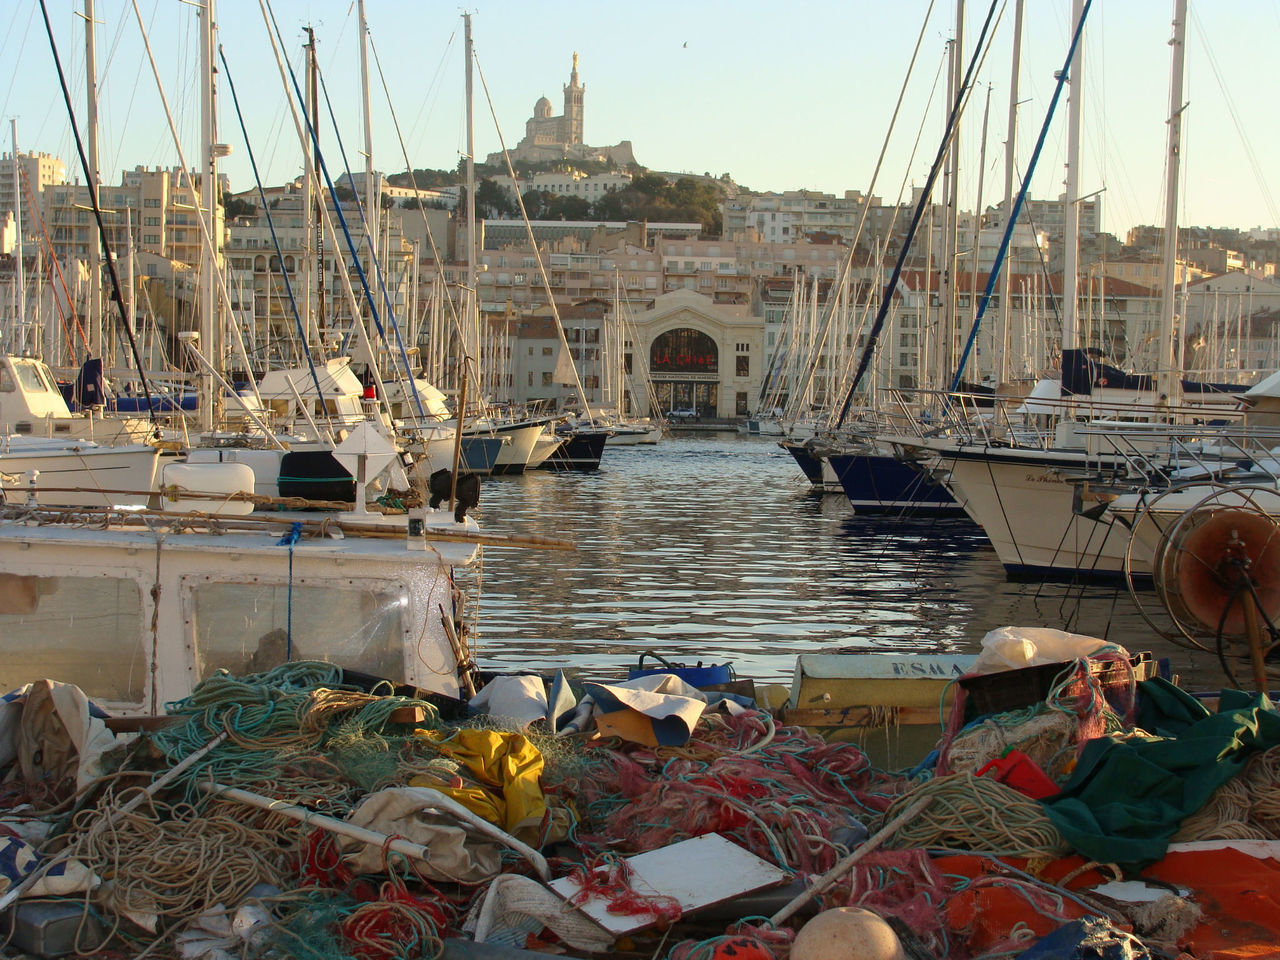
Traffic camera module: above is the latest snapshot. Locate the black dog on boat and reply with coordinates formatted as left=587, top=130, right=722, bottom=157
left=428, top=468, right=480, bottom=523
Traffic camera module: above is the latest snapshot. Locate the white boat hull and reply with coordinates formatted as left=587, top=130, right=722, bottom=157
left=0, top=443, right=163, bottom=508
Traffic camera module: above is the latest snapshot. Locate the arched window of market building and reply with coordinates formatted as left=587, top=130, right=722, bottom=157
left=650, top=328, right=718, bottom=374
left=650, top=328, right=720, bottom=419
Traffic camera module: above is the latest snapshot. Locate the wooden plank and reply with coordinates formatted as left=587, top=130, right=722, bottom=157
left=548, top=833, right=787, bottom=937
left=783, top=705, right=942, bottom=728
left=104, top=715, right=179, bottom=733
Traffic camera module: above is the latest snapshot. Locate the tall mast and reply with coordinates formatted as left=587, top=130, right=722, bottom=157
left=998, top=0, right=1024, bottom=383
left=358, top=0, right=377, bottom=255
left=1157, top=0, right=1188, bottom=403
left=198, top=0, right=218, bottom=431
left=306, top=28, right=325, bottom=347
left=83, top=0, right=102, bottom=359
left=1061, top=0, right=1084, bottom=355
left=11, top=121, right=25, bottom=354
left=124, top=204, right=133, bottom=364
left=943, top=0, right=964, bottom=379
left=194, top=0, right=212, bottom=430
left=464, top=12, right=477, bottom=376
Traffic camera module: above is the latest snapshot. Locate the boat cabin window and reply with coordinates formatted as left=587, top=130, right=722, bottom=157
left=0, top=574, right=144, bottom=703
left=0, top=368, right=13, bottom=393
left=188, top=580, right=407, bottom=681
left=13, top=363, right=51, bottom=394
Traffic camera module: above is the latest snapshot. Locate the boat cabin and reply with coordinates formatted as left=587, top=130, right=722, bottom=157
left=0, top=511, right=477, bottom=714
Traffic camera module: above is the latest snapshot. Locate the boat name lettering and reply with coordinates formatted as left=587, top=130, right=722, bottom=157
left=890, top=661, right=965, bottom=677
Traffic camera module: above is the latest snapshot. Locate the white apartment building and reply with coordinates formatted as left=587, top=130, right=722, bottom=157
left=723, top=190, right=875, bottom=244
left=492, top=171, right=631, bottom=202
left=0, top=151, right=67, bottom=237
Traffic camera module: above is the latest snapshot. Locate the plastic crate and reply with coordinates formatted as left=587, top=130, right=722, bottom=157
left=959, top=652, right=1156, bottom=718
left=628, top=651, right=732, bottom=688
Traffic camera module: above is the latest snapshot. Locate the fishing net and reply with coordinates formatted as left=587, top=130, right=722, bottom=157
left=547, top=709, right=908, bottom=876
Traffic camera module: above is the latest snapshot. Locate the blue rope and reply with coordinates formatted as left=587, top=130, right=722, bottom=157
left=834, top=0, right=1003, bottom=427
left=277, top=521, right=303, bottom=658
left=218, top=45, right=327, bottom=408
left=263, top=5, right=428, bottom=423
left=950, top=0, right=1093, bottom=392
left=314, top=65, right=425, bottom=418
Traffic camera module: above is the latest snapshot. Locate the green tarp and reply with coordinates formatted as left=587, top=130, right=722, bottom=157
left=1043, top=678, right=1280, bottom=869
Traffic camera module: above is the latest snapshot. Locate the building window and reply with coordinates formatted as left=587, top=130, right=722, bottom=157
left=541, top=372, right=553, bottom=386
left=541, top=346, right=553, bottom=356
left=143, top=197, right=161, bottom=207
left=736, top=391, right=749, bottom=415
left=736, top=355, right=749, bottom=377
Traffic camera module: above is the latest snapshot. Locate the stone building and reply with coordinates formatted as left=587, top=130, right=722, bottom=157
left=484, top=55, right=635, bottom=167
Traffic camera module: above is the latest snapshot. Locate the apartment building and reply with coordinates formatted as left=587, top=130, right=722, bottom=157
left=0, top=151, right=66, bottom=237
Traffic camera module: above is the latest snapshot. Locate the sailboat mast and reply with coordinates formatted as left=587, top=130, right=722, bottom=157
left=11, top=120, right=25, bottom=354
left=1157, top=0, right=1187, bottom=402
left=198, top=0, right=218, bottom=431
left=464, top=12, right=477, bottom=379
left=998, top=0, right=1024, bottom=384
left=307, top=29, right=326, bottom=348
left=944, top=0, right=964, bottom=379
left=83, top=0, right=102, bottom=359
left=358, top=0, right=378, bottom=259
left=1061, top=0, right=1085, bottom=355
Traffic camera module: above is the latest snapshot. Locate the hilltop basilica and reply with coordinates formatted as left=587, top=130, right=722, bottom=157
left=485, top=54, right=636, bottom=167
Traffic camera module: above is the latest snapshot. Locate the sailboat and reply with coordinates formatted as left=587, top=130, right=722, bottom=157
left=894, top=0, right=1264, bottom=581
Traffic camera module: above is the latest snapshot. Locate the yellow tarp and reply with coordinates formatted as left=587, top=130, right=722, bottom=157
left=411, top=728, right=547, bottom=844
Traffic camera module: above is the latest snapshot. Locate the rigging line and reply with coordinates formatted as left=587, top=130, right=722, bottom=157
left=310, top=56, right=426, bottom=420
left=835, top=0, right=1005, bottom=428
left=260, top=0, right=426, bottom=422
left=472, top=49, right=593, bottom=416
left=126, top=0, right=267, bottom=414
left=0, top=2, right=36, bottom=123
left=103, top=0, right=161, bottom=181
left=405, top=28, right=457, bottom=151
left=36, top=0, right=158, bottom=425
left=830, top=47, right=949, bottom=409
left=950, top=0, right=1094, bottom=401
left=218, top=45, right=325, bottom=412
left=788, top=0, right=940, bottom=415
left=312, top=60, right=421, bottom=401
left=1188, top=4, right=1280, bottom=225
left=21, top=168, right=89, bottom=357
left=366, top=29, right=474, bottom=379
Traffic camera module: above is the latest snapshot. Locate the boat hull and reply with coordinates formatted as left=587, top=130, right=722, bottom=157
left=934, top=445, right=1137, bottom=581
left=828, top=450, right=962, bottom=516
left=0, top=443, right=163, bottom=508
left=539, top=431, right=609, bottom=472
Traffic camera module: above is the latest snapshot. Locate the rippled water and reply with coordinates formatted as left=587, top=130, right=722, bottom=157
left=468, top=433, right=1221, bottom=687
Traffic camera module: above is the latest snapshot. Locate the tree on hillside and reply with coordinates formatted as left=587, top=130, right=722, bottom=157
left=474, top=179, right=517, bottom=219
left=223, top=196, right=256, bottom=219
left=387, top=167, right=460, bottom=189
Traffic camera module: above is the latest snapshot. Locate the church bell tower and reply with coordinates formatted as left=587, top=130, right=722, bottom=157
left=562, top=52, right=584, bottom=146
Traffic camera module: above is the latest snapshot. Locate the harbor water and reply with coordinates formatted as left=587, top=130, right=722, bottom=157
left=470, top=433, right=1222, bottom=688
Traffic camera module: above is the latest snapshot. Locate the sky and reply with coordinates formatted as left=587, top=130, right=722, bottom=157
left=2, top=0, right=1278, bottom=239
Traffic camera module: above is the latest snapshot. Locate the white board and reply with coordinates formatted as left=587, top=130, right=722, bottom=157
left=548, top=833, right=788, bottom=936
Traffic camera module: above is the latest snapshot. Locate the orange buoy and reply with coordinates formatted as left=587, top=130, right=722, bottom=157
left=791, top=907, right=906, bottom=960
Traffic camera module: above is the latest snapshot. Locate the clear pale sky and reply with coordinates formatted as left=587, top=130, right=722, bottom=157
left=2, top=0, right=1277, bottom=237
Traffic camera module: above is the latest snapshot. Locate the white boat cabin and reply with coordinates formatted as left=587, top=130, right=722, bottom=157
left=0, top=510, right=477, bottom=714
left=0, top=355, right=151, bottom=444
